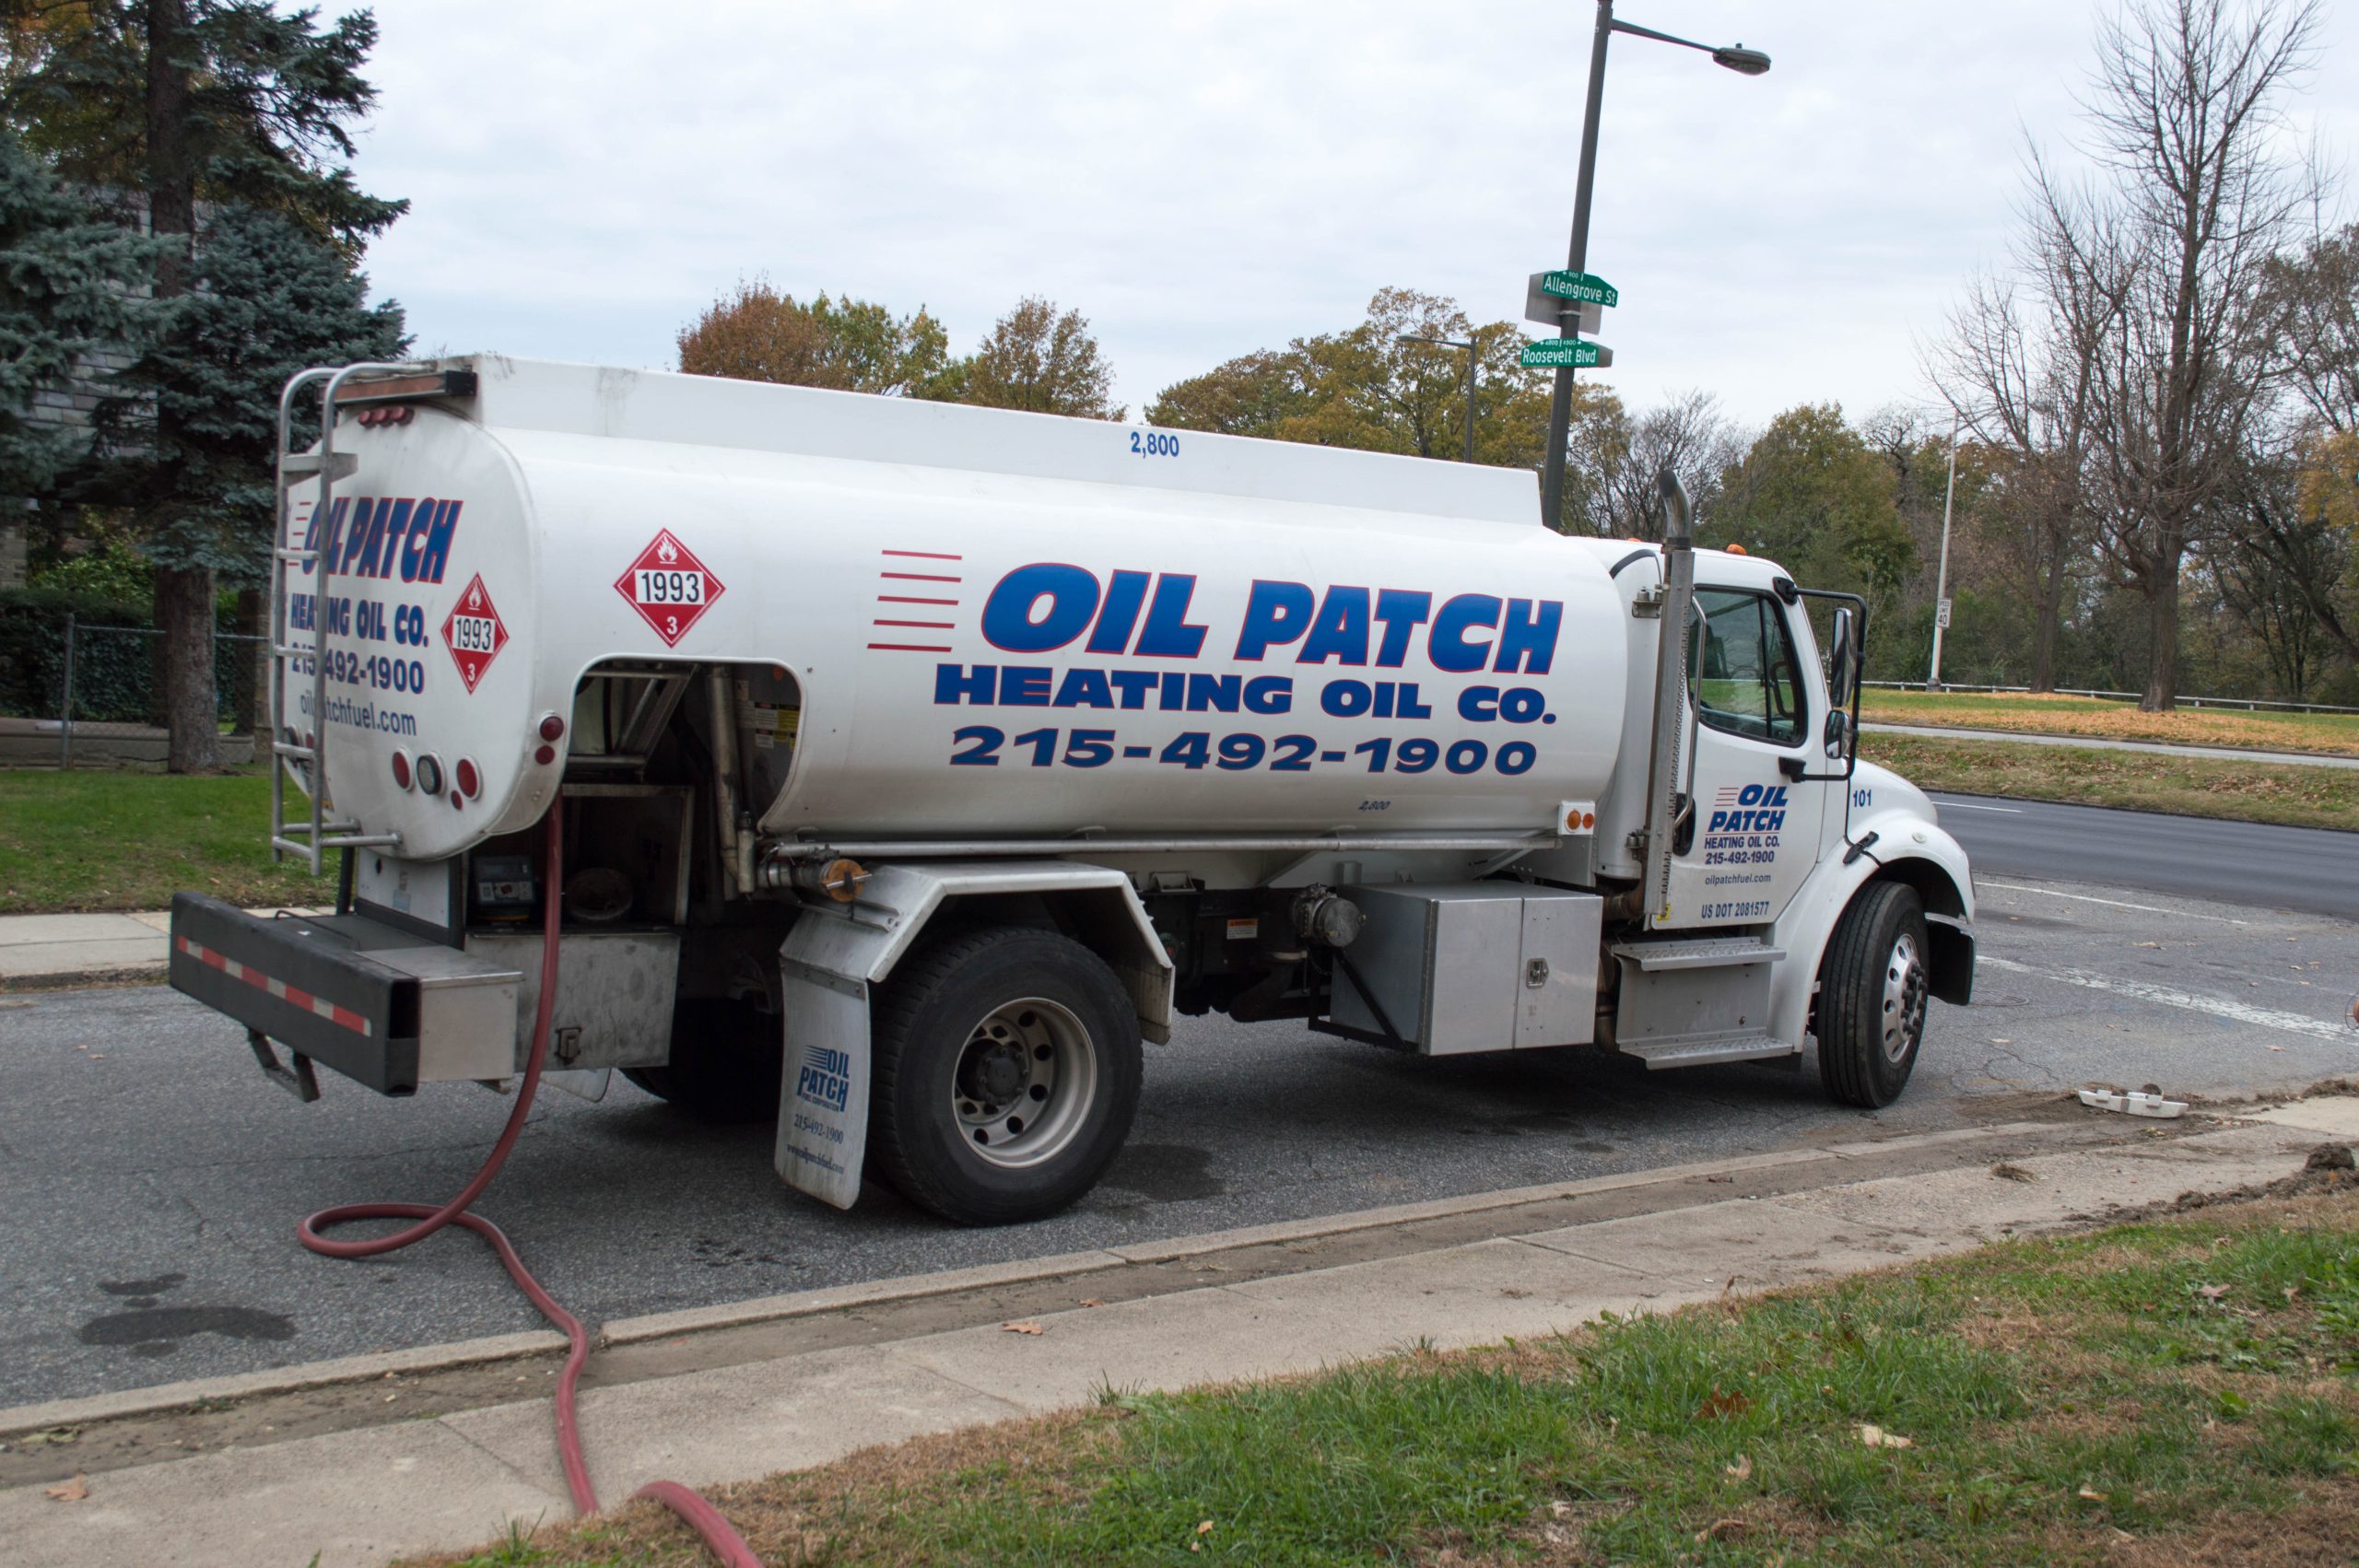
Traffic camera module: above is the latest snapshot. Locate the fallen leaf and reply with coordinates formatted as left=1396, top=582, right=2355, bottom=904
left=1001, top=1320, right=1044, bottom=1336
left=1077, top=1299, right=1106, bottom=1308
left=1197, top=1520, right=1215, bottom=1536
left=43, top=1475, right=88, bottom=1503
left=1697, top=1388, right=1753, bottom=1420
left=22, top=1429, right=77, bottom=1448
left=2078, top=1484, right=2107, bottom=1502
left=1725, top=1455, right=1754, bottom=1480
left=1500, top=1287, right=1532, bottom=1299
left=1989, top=1036, right=2013, bottom=1045
left=1706, top=1173, right=1732, bottom=1183
left=2198, top=1285, right=2229, bottom=1301
left=1548, top=1500, right=1574, bottom=1519
left=1695, top=1518, right=1748, bottom=1542
left=1857, top=1424, right=1913, bottom=1449
left=1991, top=1162, right=2039, bottom=1183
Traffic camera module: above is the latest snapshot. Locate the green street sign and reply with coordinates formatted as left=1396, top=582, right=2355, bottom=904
left=1539, top=271, right=1618, bottom=308
left=1520, top=339, right=1613, bottom=369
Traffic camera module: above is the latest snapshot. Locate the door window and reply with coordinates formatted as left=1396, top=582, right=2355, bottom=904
left=1689, top=590, right=1805, bottom=745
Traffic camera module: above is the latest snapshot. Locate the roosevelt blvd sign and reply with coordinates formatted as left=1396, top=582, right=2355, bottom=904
left=1519, top=339, right=1613, bottom=370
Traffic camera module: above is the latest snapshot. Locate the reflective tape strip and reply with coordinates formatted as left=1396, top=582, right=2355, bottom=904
left=174, top=934, right=375, bottom=1037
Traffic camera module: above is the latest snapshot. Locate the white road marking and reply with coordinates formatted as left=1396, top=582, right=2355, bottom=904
left=1978, top=880, right=2246, bottom=925
left=1937, top=801, right=2023, bottom=813
left=1982, top=956, right=2349, bottom=1041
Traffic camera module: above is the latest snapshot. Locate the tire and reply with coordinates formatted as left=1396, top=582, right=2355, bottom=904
left=623, top=995, right=782, bottom=1123
left=1815, top=881, right=1931, bottom=1109
left=869, top=926, right=1142, bottom=1226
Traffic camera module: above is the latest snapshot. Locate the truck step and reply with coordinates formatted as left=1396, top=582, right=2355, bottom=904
left=1615, top=1035, right=1800, bottom=1070
left=1609, top=937, right=1786, bottom=972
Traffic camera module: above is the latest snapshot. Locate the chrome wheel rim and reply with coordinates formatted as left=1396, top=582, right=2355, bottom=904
left=1882, top=930, right=1929, bottom=1064
left=950, top=997, right=1096, bottom=1169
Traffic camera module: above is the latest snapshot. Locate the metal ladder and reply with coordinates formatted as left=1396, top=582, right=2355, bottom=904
left=267, top=362, right=431, bottom=873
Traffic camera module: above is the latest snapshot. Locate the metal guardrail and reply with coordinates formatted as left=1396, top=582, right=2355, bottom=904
left=1861, top=681, right=2359, bottom=716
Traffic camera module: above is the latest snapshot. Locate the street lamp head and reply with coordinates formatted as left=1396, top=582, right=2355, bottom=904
left=1711, top=43, right=1771, bottom=76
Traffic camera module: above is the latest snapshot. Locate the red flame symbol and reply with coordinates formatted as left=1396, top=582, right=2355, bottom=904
left=468, top=584, right=483, bottom=610
left=656, top=534, right=679, bottom=565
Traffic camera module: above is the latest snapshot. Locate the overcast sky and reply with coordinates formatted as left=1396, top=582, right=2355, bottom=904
left=349, top=1, right=2359, bottom=430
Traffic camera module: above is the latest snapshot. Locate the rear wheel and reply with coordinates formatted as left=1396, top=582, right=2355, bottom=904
left=623, top=995, right=781, bottom=1123
left=1815, top=881, right=1930, bottom=1108
left=869, top=927, right=1142, bottom=1226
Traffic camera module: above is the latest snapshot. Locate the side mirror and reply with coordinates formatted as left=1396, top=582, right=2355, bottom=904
left=1825, top=606, right=1857, bottom=710
left=1824, top=707, right=1850, bottom=761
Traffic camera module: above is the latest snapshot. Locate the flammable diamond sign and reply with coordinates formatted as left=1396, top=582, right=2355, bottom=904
left=440, top=573, right=509, bottom=694
left=616, top=529, right=726, bottom=648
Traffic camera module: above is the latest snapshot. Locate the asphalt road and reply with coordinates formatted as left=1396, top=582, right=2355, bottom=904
left=4, top=802, right=2355, bottom=1410
left=1930, top=791, right=2359, bottom=920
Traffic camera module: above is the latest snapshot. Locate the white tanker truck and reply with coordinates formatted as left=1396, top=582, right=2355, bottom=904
left=168, top=356, right=1975, bottom=1225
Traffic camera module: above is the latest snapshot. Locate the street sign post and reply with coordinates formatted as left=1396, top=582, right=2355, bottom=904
left=1520, top=339, right=1613, bottom=369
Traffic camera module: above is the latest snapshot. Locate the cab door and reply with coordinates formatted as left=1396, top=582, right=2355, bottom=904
left=1661, top=585, right=1825, bottom=929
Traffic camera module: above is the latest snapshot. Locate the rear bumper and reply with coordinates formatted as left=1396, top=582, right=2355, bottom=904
left=168, top=893, right=521, bottom=1094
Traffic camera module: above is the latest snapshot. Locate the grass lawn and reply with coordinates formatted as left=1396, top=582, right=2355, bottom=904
left=1865, top=732, right=2359, bottom=833
left=418, top=1187, right=2359, bottom=1568
left=1860, top=688, right=2359, bottom=758
left=0, top=767, right=329, bottom=914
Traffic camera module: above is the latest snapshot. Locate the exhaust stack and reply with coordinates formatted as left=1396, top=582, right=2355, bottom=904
left=1637, top=467, right=1697, bottom=928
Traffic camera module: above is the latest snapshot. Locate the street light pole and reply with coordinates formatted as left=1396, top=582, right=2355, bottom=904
left=1536, top=6, right=1769, bottom=531
left=1929, top=412, right=1962, bottom=689
left=1538, top=1, right=1615, bottom=531
left=1400, top=334, right=1478, bottom=462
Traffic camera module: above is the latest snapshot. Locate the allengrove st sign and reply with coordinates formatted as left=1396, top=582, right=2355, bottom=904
left=1537, top=270, right=1618, bottom=308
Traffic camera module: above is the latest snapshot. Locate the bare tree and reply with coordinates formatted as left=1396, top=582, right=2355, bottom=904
left=1567, top=389, right=1743, bottom=540
left=2054, top=0, right=2321, bottom=710
left=1932, top=260, right=2112, bottom=691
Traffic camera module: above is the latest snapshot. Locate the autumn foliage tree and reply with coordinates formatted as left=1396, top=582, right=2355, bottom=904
left=958, top=296, right=1120, bottom=418
left=676, top=279, right=952, bottom=398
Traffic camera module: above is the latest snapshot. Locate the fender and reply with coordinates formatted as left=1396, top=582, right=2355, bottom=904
left=1766, top=777, right=1975, bottom=1049
left=773, top=860, right=1173, bottom=1210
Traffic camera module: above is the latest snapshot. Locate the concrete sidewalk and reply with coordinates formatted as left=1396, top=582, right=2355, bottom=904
left=1861, top=719, right=2359, bottom=769
left=0, top=907, right=325, bottom=988
left=1, top=1103, right=2350, bottom=1568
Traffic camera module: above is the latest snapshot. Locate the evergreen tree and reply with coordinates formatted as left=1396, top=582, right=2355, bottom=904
left=4, top=0, right=404, bottom=769
left=0, top=125, right=164, bottom=508
left=95, top=201, right=404, bottom=584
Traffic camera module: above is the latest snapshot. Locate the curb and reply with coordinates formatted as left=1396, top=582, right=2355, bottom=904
left=0, top=1118, right=2060, bottom=1438
left=0, top=965, right=167, bottom=994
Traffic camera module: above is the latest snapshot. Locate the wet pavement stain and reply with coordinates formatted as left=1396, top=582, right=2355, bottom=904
left=1102, top=1143, right=1225, bottom=1202
left=80, top=1273, right=293, bottom=1358
left=97, top=1272, right=186, bottom=1308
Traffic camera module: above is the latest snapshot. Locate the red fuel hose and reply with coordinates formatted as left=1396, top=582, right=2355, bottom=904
left=299, top=792, right=761, bottom=1567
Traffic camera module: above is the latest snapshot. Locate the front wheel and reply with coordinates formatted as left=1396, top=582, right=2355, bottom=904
left=1815, top=881, right=1931, bottom=1108
left=869, top=927, right=1142, bottom=1226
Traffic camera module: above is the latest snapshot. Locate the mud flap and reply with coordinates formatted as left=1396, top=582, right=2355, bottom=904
left=774, top=953, right=870, bottom=1210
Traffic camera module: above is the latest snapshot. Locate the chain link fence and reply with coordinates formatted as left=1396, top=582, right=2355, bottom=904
left=0, top=615, right=268, bottom=766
